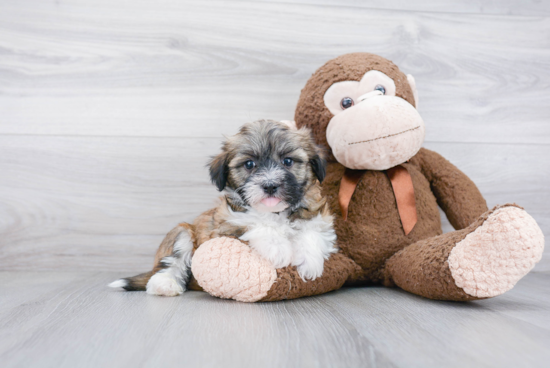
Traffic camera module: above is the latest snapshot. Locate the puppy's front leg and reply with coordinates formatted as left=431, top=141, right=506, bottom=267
left=146, top=229, right=194, bottom=296
left=239, top=224, right=293, bottom=269
left=291, top=215, right=338, bottom=281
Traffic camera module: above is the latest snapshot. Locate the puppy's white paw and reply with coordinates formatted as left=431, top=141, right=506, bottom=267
left=296, top=256, right=324, bottom=281
left=146, top=272, right=183, bottom=297
left=241, top=227, right=293, bottom=268
left=250, top=237, right=293, bottom=268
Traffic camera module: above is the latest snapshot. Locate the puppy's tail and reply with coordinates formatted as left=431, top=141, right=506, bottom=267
left=108, top=271, right=155, bottom=291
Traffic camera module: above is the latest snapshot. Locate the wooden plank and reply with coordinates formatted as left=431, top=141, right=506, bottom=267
left=0, top=135, right=221, bottom=272
left=0, top=272, right=395, bottom=368
left=258, top=0, right=550, bottom=16
left=0, top=1, right=549, bottom=145
left=481, top=272, right=550, bottom=329
left=321, top=273, right=550, bottom=368
left=0, top=271, right=548, bottom=368
left=0, top=135, right=547, bottom=271
left=0, top=271, right=92, bottom=314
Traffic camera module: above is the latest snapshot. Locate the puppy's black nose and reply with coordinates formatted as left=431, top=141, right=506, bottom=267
left=263, top=185, right=278, bottom=195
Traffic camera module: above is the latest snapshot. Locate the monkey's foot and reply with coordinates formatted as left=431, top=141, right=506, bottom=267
left=448, top=205, right=544, bottom=298
left=191, top=237, right=277, bottom=302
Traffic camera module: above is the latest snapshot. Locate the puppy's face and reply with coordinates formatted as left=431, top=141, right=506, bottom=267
left=209, top=120, right=326, bottom=213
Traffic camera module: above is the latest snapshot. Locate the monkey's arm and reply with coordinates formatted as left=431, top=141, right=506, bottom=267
left=259, top=252, right=361, bottom=301
left=191, top=237, right=361, bottom=302
left=410, top=148, right=488, bottom=230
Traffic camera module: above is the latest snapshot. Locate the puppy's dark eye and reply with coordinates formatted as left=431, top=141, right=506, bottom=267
left=340, top=97, right=354, bottom=109
left=283, top=158, right=293, bottom=167
left=374, top=85, right=386, bottom=94
left=244, top=160, right=255, bottom=170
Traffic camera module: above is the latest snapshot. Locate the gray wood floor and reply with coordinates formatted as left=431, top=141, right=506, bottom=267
left=1, top=271, right=549, bottom=368
left=1, top=0, right=549, bottom=367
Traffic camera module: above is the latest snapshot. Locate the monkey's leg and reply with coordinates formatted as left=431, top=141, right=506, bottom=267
left=191, top=237, right=361, bottom=302
left=384, top=204, right=544, bottom=301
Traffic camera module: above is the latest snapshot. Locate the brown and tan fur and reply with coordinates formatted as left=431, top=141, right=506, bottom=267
left=115, top=119, right=330, bottom=292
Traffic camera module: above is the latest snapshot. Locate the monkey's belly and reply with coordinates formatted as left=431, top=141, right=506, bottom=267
left=322, top=163, right=442, bottom=283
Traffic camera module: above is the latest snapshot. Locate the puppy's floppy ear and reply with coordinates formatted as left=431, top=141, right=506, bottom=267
left=298, top=126, right=327, bottom=183
left=208, top=151, right=229, bottom=191
left=309, top=153, right=327, bottom=183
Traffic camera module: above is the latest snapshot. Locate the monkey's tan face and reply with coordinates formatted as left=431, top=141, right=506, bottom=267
left=323, top=70, right=425, bottom=170
left=209, top=120, right=326, bottom=213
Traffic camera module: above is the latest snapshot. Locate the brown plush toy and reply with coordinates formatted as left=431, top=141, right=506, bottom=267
left=190, top=53, right=545, bottom=302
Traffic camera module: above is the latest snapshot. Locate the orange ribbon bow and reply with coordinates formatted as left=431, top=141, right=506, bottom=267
left=338, top=165, right=417, bottom=235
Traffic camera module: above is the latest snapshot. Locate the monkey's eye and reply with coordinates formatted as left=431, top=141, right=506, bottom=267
left=244, top=160, right=256, bottom=170
left=282, top=158, right=293, bottom=167
left=340, top=97, right=354, bottom=110
left=374, top=85, right=386, bottom=94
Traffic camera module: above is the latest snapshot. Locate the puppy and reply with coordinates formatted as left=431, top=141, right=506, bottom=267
left=109, top=119, right=337, bottom=296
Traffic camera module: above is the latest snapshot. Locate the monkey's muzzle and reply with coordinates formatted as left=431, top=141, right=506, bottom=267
left=326, top=95, right=425, bottom=170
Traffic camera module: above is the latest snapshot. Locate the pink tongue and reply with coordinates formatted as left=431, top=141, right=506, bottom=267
left=261, top=197, right=281, bottom=207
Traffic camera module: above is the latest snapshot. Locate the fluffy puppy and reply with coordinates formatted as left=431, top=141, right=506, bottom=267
left=109, top=119, right=337, bottom=296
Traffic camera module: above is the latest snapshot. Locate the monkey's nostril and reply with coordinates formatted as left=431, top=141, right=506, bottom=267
left=263, top=185, right=278, bottom=195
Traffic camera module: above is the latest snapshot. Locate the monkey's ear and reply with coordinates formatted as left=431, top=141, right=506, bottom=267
left=310, top=154, right=327, bottom=183
left=406, top=74, right=419, bottom=109
left=208, top=152, right=229, bottom=191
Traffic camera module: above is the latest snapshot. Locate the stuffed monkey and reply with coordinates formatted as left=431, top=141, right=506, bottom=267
left=190, top=53, right=544, bottom=302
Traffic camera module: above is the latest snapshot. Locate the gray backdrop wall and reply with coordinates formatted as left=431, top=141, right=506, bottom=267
left=1, top=0, right=549, bottom=273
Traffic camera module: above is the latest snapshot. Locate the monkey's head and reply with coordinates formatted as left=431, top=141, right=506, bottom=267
left=295, top=53, right=424, bottom=170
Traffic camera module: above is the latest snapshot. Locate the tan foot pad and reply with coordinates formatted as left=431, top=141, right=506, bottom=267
left=191, top=237, right=277, bottom=302
left=449, top=207, right=544, bottom=298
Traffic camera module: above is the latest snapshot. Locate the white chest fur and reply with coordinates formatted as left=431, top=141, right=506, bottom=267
left=225, top=207, right=338, bottom=281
